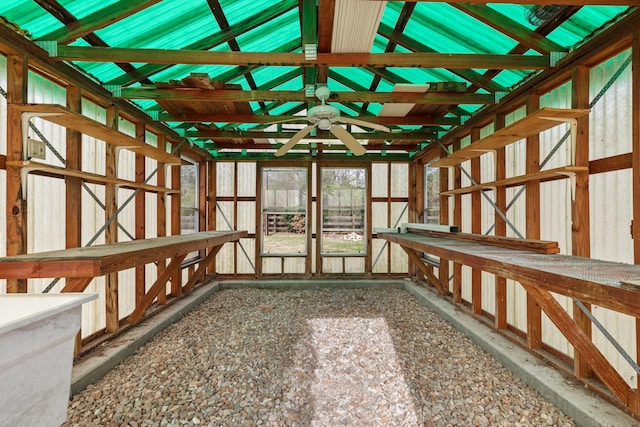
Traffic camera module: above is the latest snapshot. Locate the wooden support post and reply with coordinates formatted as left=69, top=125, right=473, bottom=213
left=408, top=161, right=424, bottom=280
left=170, top=141, right=182, bottom=296
left=525, top=95, right=542, bottom=349
left=494, top=113, right=507, bottom=330
left=438, top=163, right=450, bottom=293
left=572, top=65, right=593, bottom=378
left=66, top=85, right=83, bottom=355
left=470, top=128, right=482, bottom=314
left=155, top=136, right=168, bottom=305
left=6, top=55, right=28, bottom=293
left=452, top=139, right=462, bottom=303
left=232, top=161, right=238, bottom=275
left=255, top=162, right=263, bottom=278
left=207, top=159, right=216, bottom=276
left=633, top=31, right=640, bottom=411
left=365, top=162, right=373, bottom=278
left=104, top=106, right=119, bottom=333
left=135, top=122, right=146, bottom=307
left=522, top=283, right=631, bottom=406
left=305, top=162, right=313, bottom=278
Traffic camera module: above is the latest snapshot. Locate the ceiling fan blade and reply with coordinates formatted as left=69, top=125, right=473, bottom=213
left=339, top=116, right=390, bottom=133
left=274, top=124, right=316, bottom=157
left=329, top=125, right=367, bottom=156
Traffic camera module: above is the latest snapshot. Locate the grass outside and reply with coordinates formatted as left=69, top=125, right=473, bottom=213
left=261, top=232, right=365, bottom=255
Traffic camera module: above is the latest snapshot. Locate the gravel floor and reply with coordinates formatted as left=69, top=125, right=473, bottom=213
left=65, top=288, right=575, bottom=427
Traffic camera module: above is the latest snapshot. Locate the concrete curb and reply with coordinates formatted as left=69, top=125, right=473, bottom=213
left=70, top=282, right=221, bottom=396
left=219, top=279, right=404, bottom=290
left=404, top=281, right=637, bottom=427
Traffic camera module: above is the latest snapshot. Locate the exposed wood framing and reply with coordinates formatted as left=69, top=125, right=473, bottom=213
left=470, top=128, right=482, bottom=315
left=525, top=95, right=542, bottom=350
left=135, top=122, right=146, bottom=307
left=572, top=65, right=593, bottom=379
left=5, top=55, right=28, bottom=293
left=452, top=139, right=462, bottom=303
left=494, top=112, right=507, bottom=330
left=104, top=106, right=119, bottom=333
left=170, top=142, right=182, bottom=296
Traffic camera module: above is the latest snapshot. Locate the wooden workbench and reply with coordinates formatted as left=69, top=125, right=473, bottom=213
left=0, top=230, right=247, bottom=325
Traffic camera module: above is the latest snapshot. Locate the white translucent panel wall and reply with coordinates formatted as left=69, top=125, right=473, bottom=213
left=371, top=239, right=388, bottom=274
left=371, top=202, right=388, bottom=229
left=590, top=171, right=633, bottom=263
left=372, top=163, right=388, bottom=197
left=323, top=257, right=342, bottom=274
left=591, top=307, right=637, bottom=387
left=390, top=163, right=407, bottom=197
left=390, top=243, right=407, bottom=273
left=237, top=162, right=256, bottom=197
left=284, top=257, right=305, bottom=274
left=345, top=257, right=365, bottom=274
left=540, top=292, right=573, bottom=356
left=237, top=238, right=255, bottom=275
left=237, top=201, right=255, bottom=233
left=216, top=162, right=235, bottom=197
left=216, top=241, right=235, bottom=274
left=391, top=202, right=407, bottom=230
left=506, top=281, right=527, bottom=332
left=590, top=50, right=632, bottom=159
left=589, top=50, right=633, bottom=264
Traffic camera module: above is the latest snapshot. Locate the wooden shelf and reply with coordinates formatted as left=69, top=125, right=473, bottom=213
left=431, top=108, right=589, bottom=168
left=7, top=160, right=180, bottom=194
left=441, top=166, right=587, bottom=196
left=11, top=104, right=181, bottom=165
left=0, top=230, right=247, bottom=279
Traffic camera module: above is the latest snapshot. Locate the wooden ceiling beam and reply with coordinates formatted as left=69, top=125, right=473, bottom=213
left=33, top=0, right=154, bottom=85
left=36, top=0, right=162, bottom=44
left=119, top=88, right=495, bottom=103
left=187, top=129, right=438, bottom=140
left=54, top=46, right=551, bottom=69
left=103, top=0, right=299, bottom=86
left=451, top=3, right=566, bottom=54
left=158, top=112, right=460, bottom=125
left=203, top=141, right=420, bottom=151
left=377, top=23, right=508, bottom=92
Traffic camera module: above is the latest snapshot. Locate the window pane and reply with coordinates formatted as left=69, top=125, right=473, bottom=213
left=181, top=161, right=198, bottom=234
left=424, top=166, right=440, bottom=224
left=262, top=168, right=307, bottom=255
left=321, top=168, right=366, bottom=255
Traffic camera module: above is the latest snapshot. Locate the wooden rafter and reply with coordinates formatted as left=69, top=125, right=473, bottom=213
left=53, top=46, right=551, bottom=69
left=36, top=0, right=162, bottom=44
left=377, top=23, right=508, bottom=92
left=103, top=0, right=299, bottom=86
left=157, top=112, right=460, bottom=126
left=33, top=0, right=154, bottom=85
left=187, top=129, right=437, bottom=140
left=119, top=88, right=495, bottom=103
left=451, top=3, right=566, bottom=54
left=206, top=0, right=264, bottom=109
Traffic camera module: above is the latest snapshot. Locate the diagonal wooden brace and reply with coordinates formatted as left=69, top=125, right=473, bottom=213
left=401, top=246, right=448, bottom=295
left=128, top=253, right=187, bottom=324
left=182, top=245, right=223, bottom=293
left=521, top=281, right=632, bottom=405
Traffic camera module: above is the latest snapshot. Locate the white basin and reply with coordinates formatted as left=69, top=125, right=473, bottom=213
left=0, top=293, right=97, bottom=427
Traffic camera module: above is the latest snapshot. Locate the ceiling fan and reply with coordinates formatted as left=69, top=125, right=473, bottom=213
left=273, top=86, right=390, bottom=157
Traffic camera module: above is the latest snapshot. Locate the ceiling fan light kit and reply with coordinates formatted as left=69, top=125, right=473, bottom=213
left=274, top=86, right=389, bottom=157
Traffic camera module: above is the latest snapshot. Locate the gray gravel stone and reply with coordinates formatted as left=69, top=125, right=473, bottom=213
left=65, top=288, right=575, bottom=426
